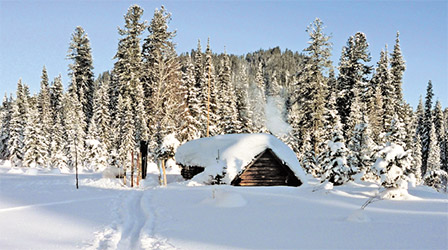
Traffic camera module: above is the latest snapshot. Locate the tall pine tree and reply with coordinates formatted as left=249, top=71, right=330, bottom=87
left=67, top=26, right=95, bottom=128
left=421, top=80, right=434, bottom=176
left=337, top=32, right=372, bottom=136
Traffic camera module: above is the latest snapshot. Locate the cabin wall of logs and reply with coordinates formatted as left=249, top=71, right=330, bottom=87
left=231, top=149, right=301, bottom=187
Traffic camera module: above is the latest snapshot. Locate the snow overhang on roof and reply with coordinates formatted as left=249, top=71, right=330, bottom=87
left=175, top=133, right=307, bottom=185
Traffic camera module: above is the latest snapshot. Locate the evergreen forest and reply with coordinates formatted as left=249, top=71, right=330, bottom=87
left=0, top=5, right=447, bottom=192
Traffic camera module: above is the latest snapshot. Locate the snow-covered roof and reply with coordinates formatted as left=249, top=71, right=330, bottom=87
left=175, top=133, right=307, bottom=185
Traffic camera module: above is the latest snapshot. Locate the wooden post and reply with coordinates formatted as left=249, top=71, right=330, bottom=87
left=123, top=170, right=126, bottom=186
left=162, top=159, right=167, bottom=186
left=136, top=152, right=141, bottom=187
left=123, top=157, right=127, bottom=186
left=131, top=151, right=134, bottom=188
left=158, top=160, right=162, bottom=185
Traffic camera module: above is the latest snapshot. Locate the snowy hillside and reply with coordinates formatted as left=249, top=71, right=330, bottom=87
left=0, top=161, right=447, bottom=250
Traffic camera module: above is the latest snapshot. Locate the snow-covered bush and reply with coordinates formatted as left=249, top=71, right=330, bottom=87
left=373, top=142, right=412, bottom=189
left=157, top=133, right=180, bottom=159
left=320, top=123, right=354, bottom=185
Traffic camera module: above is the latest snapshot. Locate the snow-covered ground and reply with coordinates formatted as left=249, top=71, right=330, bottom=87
left=0, top=160, right=447, bottom=250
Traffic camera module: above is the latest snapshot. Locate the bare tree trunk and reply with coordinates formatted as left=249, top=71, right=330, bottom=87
left=131, top=150, right=134, bottom=188
left=74, top=136, right=79, bottom=189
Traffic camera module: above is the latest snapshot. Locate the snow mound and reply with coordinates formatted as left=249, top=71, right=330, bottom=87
left=346, top=209, right=371, bottom=223
left=102, top=167, right=122, bottom=179
left=201, top=189, right=247, bottom=208
left=7, top=168, right=24, bottom=174
left=81, top=178, right=127, bottom=190
left=175, top=133, right=307, bottom=185
left=380, top=188, right=411, bottom=200
left=147, top=162, right=160, bottom=175
left=0, top=160, right=12, bottom=168
left=25, top=168, right=39, bottom=175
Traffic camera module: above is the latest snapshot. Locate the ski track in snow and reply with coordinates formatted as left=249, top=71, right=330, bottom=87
left=86, top=188, right=175, bottom=250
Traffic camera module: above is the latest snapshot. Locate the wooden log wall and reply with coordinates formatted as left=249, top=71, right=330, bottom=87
left=232, top=149, right=301, bottom=187
left=181, top=166, right=205, bottom=180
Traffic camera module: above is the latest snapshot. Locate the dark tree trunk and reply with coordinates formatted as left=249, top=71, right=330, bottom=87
left=140, top=141, right=148, bottom=179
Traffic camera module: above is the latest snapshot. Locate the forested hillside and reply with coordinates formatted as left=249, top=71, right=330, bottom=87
left=0, top=4, right=446, bottom=192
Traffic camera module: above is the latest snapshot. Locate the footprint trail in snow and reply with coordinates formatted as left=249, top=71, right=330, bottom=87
left=86, top=189, right=174, bottom=250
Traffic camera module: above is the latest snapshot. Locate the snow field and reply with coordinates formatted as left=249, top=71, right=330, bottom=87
left=0, top=162, right=447, bottom=250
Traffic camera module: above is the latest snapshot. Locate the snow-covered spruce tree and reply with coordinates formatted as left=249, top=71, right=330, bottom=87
left=336, top=32, right=372, bottom=136
left=402, top=103, right=415, bottom=151
left=346, top=88, right=364, bottom=140
left=67, top=26, right=95, bottom=128
left=49, top=75, right=67, bottom=170
left=433, top=100, right=446, bottom=171
left=142, top=6, right=182, bottom=157
left=423, top=123, right=447, bottom=191
left=443, top=108, right=448, bottom=172
left=421, top=80, right=434, bottom=176
left=373, top=142, right=413, bottom=192
left=373, top=114, right=414, bottom=192
left=390, top=32, right=406, bottom=119
left=368, top=86, right=384, bottom=144
left=409, top=134, right=423, bottom=185
left=90, top=73, right=112, bottom=152
left=37, top=66, right=52, bottom=165
left=386, top=114, right=407, bottom=148
left=113, top=4, right=148, bottom=152
left=117, top=94, right=135, bottom=171
left=50, top=75, right=64, bottom=121
left=294, top=18, right=332, bottom=155
left=192, top=40, right=207, bottom=130
left=371, top=46, right=396, bottom=134
left=64, top=80, right=86, bottom=171
left=218, top=52, right=239, bottom=134
left=0, top=94, right=12, bottom=159
left=415, top=97, right=424, bottom=139
left=426, top=123, right=441, bottom=172
left=320, top=117, right=354, bottom=185
left=301, top=131, right=320, bottom=176
left=85, top=76, right=111, bottom=171
left=8, top=100, right=23, bottom=167
left=203, top=39, right=219, bottom=136
left=8, top=80, right=28, bottom=167
left=348, top=114, right=377, bottom=181
left=322, top=78, right=339, bottom=144
left=178, top=59, right=201, bottom=142
left=85, top=121, right=108, bottom=172
left=235, top=64, right=254, bottom=133
left=23, top=101, right=47, bottom=168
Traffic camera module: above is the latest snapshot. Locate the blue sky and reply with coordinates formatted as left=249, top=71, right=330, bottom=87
left=0, top=0, right=447, bottom=108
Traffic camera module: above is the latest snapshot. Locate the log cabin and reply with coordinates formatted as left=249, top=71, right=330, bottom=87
left=175, top=133, right=306, bottom=187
